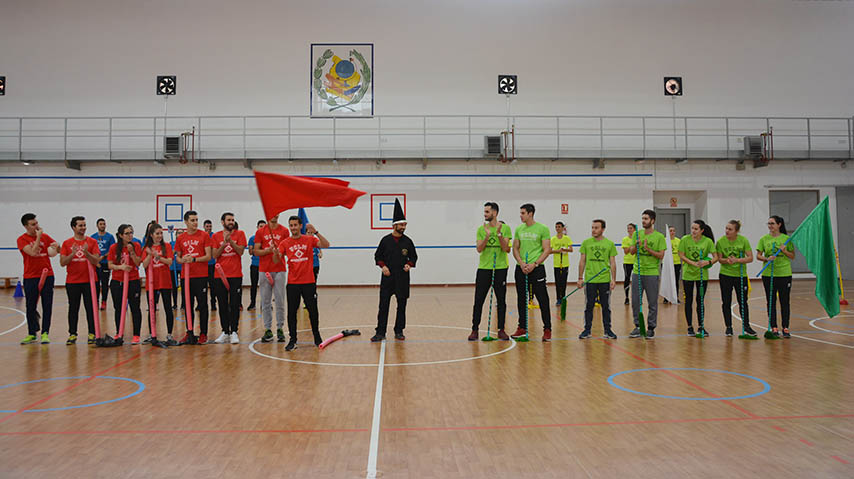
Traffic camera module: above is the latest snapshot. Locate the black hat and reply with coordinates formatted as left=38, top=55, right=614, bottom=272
left=392, top=198, right=406, bottom=225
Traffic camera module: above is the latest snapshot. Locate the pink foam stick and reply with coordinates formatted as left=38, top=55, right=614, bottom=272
left=215, top=263, right=230, bottom=289
left=265, top=272, right=274, bottom=286
left=183, top=263, right=193, bottom=332
left=117, top=255, right=130, bottom=339
left=38, top=268, right=49, bottom=292
left=147, top=261, right=157, bottom=337
left=318, top=332, right=344, bottom=350
left=86, top=261, right=101, bottom=338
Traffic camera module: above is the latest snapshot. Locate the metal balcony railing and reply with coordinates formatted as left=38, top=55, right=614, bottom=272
left=0, top=115, right=851, bottom=163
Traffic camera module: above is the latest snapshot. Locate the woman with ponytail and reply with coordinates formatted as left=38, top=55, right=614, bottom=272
left=108, top=224, right=143, bottom=344
left=678, top=220, right=717, bottom=336
left=716, top=220, right=755, bottom=336
left=142, top=223, right=177, bottom=346
left=757, top=215, right=796, bottom=338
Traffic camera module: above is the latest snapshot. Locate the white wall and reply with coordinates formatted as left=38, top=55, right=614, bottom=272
left=2, top=159, right=851, bottom=285
left=1, top=0, right=853, bottom=118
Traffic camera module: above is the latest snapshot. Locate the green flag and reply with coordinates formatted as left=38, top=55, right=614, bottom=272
left=790, top=196, right=841, bottom=318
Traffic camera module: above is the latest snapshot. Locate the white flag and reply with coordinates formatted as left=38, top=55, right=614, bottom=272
left=659, top=224, right=679, bottom=304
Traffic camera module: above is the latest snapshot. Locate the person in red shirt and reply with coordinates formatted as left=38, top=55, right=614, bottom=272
left=276, top=216, right=330, bottom=351
left=17, top=213, right=60, bottom=344
left=174, top=210, right=213, bottom=344
left=108, top=224, right=144, bottom=344
left=254, top=214, right=288, bottom=343
left=142, top=223, right=177, bottom=346
left=59, top=216, right=101, bottom=345
left=211, top=212, right=247, bottom=344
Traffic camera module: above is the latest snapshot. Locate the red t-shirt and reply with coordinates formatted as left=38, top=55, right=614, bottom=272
left=108, top=242, right=142, bottom=282
left=17, top=232, right=56, bottom=279
left=174, top=230, right=213, bottom=278
left=212, top=229, right=247, bottom=278
left=60, top=236, right=100, bottom=284
left=256, top=224, right=288, bottom=273
left=141, top=243, right=173, bottom=290
left=278, top=235, right=319, bottom=284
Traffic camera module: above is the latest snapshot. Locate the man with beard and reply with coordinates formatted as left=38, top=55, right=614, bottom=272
left=372, top=199, right=417, bottom=342
left=211, top=212, right=247, bottom=344
left=469, top=202, right=511, bottom=341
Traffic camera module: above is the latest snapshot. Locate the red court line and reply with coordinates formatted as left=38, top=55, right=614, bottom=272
left=831, top=456, right=850, bottom=465
left=772, top=425, right=787, bottom=432
left=0, top=351, right=143, bottom=426
left=1, top=413, right=851, bottom=437
left=799, top=438, right=815, bottom=447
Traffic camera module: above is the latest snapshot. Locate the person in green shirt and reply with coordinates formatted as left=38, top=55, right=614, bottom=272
left=627, top=210, right=666, bottom=339
left=621, top=223, right=637, bottom=305
left=469, top=202, right=512, bottom=341
left=551, top=222, right=573, bottom=305
left=577, top=219, right=618, bottom=340
left=756, top=215, right=796, bottom=338
left=678, top=220, right=717, bottom=336
left=664, top=226, right=682, bottom=304
left=512, top=203, right=553, bottom=341
left=715, top=220, right=756, bottom=337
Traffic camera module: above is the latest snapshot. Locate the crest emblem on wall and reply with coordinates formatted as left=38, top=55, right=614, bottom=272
left=311, top=43, right=374, bottom=117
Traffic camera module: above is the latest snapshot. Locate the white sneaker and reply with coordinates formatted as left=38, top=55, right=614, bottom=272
left=214, top=332, right=229, bottom=344
left=230, top=332, right=240, bottom=344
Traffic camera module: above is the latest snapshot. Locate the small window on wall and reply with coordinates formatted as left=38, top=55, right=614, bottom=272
left=769, top=190, right=818, bottom=274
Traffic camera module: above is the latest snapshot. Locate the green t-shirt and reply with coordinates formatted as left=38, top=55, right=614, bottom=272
left=550, top=235, right=573, bottom=268
left=671, top=236, right=681, bottom=264
left=515, top=222, right=551, bottom=264
left=716, top=235, right=752, bottom=278
left=580, top=237, right=618, bottom=283
left=757, top=234, right=794, bottom=277
left=678, top=235, right=715, bottom=281
left=476, top=223, right=513, bottom=270
left=621, top=236, right=636, bottom=265
left=635, top=230, right=666, bottom=276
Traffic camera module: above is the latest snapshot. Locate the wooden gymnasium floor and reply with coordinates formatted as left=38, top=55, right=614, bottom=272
left=0, top=279, right=851, bottom=478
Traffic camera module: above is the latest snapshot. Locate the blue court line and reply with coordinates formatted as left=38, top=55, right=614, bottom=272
left=607, top=368, right=770, bottom=401
left=0, top=173, right=653, bottom=180
left=0, top=376, right=145, bottom=413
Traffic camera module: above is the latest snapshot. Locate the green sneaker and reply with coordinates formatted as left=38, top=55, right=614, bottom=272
left=20, top=334, right=38, bottom=345
left=66, top=334, right=78, bottom=345
left=88, top=333, right=96, bottom=344
left=261, top=329, right=274, bottom=343
left=277, top=328, right=286, bottom=342
left=40, top=332, right=50, bottom=344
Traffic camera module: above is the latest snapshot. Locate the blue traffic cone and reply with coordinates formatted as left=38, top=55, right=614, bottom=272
left=13, top=281, right=24, bottom=298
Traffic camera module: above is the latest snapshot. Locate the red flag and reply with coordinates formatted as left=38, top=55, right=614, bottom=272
left=253, top=171, right=366, bottom=220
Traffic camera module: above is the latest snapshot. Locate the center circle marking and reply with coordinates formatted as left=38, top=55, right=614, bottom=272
left=0, top=376, right=145, bottom=413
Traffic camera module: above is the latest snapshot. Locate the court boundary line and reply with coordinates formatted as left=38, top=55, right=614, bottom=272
left=366, top=340, right=385, bottom=479
left=0, top=306, right=27, bottom=337
left=732, top=300, right=854, bottom=349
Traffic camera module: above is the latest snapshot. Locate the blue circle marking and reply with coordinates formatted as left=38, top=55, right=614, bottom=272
left=0, top=376, right=145, bottom=413
left=607, top=368, right=770, bottom=401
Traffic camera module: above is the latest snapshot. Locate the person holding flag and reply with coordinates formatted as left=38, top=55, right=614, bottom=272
left=716, top=220, right=756, bottom=337
left=511, top=203, right=553, bottom=341
left=141, top=223, right=178, bottom=346
left=550, top=221, right=573, bottom=305
left=59, top=216, right=101, bottom=345
left=678, top=220, right=717, bottom=336
left=469, top=202, right=512, bottom=341
left=577, top=219, right=618, bottom=339
left=174, top=211, right=213, bottom=344
left=628, top=210, right=666, bottom=339
left=212, top=212, right=247, bottom=344
left=255, top=214, right=288, bottom=343
left=757, top=215, right=796, bottom=338
left=372, top=199, right=418, bottom=342
left=276, top=215, right=330, bottom=350
left=108, top=224, right=144, bottom=344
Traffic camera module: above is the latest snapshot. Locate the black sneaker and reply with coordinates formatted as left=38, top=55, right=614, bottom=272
left=578, top=331, right=592, bottom=339
left=782, top=329, right=791, bottom=338
left=394, top=333, right=406, bottom=341
left=247, top=304, right=256, bottom=311
left=277, top=328, right=286, bottom=342
left=663, top=299, right=669, bottom=304
left=687, top=327, right=695, bottom=336
left=725, top=327, right=734, bottom=337
left=697, top=328, right=709, bottom=337
left=624, top=298, right=629, bottom=305
left=285, top=339, right=298, bottom=351
left=604, top=330, right=618, bottom=340
left=744, top=324, right=757, bottom=335
left=370, top=334, right=385, bottom=342
left=261, top=329, right=274, bottom=343
left=629, top=328, right=641, bottom=338
left=165, top=337, right=179, bottom=347
left=645, top=329, right=655, bottom=339
left=314, top=333, right=323, bottom=346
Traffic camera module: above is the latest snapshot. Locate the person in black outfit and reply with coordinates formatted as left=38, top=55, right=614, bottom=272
left=372, top=199, right=417, bottom=342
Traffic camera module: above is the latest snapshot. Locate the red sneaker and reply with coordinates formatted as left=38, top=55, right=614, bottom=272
left=198, top=333, right=207, bottom=344
left=131, top=335, right=140, bottom=345
left=542, top=329, right=552, bottom=341
left=497, top=329, right=509, bottom=340
left=510, top=328, right=527, bottom=339
left=467, top=330, right=478, bottom=341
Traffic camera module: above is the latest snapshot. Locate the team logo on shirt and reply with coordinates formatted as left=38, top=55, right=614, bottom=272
left=401, top=249, right=408, bottom=256
left=593, top=249, right=602, bottom=260
left=293, top=248, right=304, bottom=258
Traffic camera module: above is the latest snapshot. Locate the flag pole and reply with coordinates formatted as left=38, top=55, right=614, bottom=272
left=836, top=246, right=849, bottom=306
